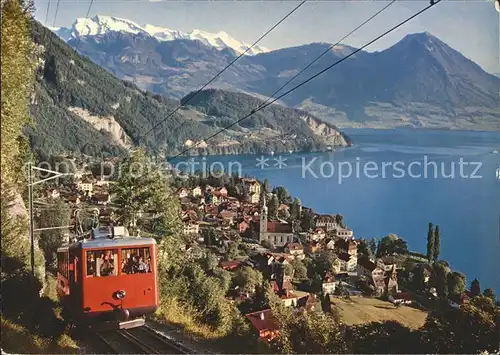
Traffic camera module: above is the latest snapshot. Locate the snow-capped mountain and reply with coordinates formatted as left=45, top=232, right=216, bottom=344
left=51, top=15, right=269, bottom=55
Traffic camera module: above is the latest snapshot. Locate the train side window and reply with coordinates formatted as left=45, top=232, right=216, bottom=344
left=86, top=249, right=118, bottom=277
left=121, top=247, right=152, bottom=274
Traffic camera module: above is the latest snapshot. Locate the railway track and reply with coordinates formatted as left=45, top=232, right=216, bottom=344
left=94, top=325, right=192, bottom=354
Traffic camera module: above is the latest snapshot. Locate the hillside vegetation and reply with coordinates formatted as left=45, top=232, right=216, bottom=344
left=28, top=21, right=350, bottom=158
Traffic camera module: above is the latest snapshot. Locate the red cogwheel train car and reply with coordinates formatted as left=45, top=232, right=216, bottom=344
left=56, top=226, right=159, bottom=329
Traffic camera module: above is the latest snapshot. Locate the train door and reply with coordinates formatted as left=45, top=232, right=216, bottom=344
left=68, top=245, right=83, bottom=318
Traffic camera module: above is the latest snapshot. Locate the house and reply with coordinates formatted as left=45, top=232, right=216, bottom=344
left=334, top=228, right=354, bottom=240
left=46, top=188, right=60, bottom=199
left=284, top=242, right=305, bottom=259
left=246, top=309, right=279, bottom=342
left=92, top=193, right=110, bottom=205
left=278, top=204, right=289, bottom=212
left=296, top=294, right=318, bottom=313
left=259, top=195, right=294, bottom=247
left=247, top=192, right=260, bottom=204
left=322, top=272, right=336, bottom=295
left=309, top=228, right=326, bottom=242
left=315, top=214, right=339, bottom=232
left=218, top=187, right=228, bottom=197
left=183, top=222, right=200, bottom=235
left=389, top=292, right=414, bottom=305
left=220, top=260, right=243, bottom=271
left=358, top=257, right=386, bottom=295
left=323, top=238, right=335, bottom=250
left=192, top=186, right=202, bottom=197
left=242, top=178, right=261, bottom=196
left=304, top=241, right=321, bottom=254
left=77, top=182, right=93, bottom=194
left=338, top=252, right=357, bottom=272
left=448, top=293, right=470, bottom=309
left=178, top=187, right=189, bottom=198
left=220, top=210, right=236, bottom=225
left=95, top=175, right=110, bottom=187
left=335, top=239, right=357, bottom=256
left=68, top=195, right=81, bottom=205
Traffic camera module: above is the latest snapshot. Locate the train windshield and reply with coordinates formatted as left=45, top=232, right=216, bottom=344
left=86, top=249, right=118, bottom=277
left=121, top=247, right=152, bottom=274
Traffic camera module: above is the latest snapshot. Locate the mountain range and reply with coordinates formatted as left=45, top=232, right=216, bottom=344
left=50, top=15, right=500, bottom=131
left=28, top=20, right=349, bottom=159
left=51, top=15, right=268, bottom=56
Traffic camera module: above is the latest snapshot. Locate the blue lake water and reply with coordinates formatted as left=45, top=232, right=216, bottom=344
left=171, top=129, right=500, bottom=293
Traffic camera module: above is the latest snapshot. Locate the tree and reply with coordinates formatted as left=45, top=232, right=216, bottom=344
left=277, top=206, right=290, bottom=220
left=290, top=259, right=308, bottom=281
left=111, top=149, right=181, bottom=238
left=261, top=239, right=274, bottom=250
left=357, top=239, right=372, bottom=258
left=433, top=225, right=440, bottom=261
left=202, top=227, right=217, bottom=247
left=335, top=214, right=345, bottom=228
left=376, top=234, right=408, bottom=257
left=411, top=264, right=430, bottom=292
left=201, top=252, right=219, bottom=272
left=263, top=178, right=271, bottom=194
left=2, top=0, right=45, bottom=282
left=233, top=266, right=263, bottom=293
left=483, top=288, right=496, bottom=301
left=273, top=186, right=292, bottom=205
left=267, top=195, right=279, bottom=219
left=225, top=242, right=239, bottom=260
left=213, top=267, right=232, bottom=294
left=421, top=305, right=499, bottom=353
left=426, top=222, right=435, bottom=262
left=470, top=279, right=481, bottom=297
left=290, top=197, right=301, bottom=221
left=430, top=262, right=449, bottom=300
left=447, top=271, right=466, bottom=296
left=301, top=208, right=316, bottom=232
left=284, top=263, right=294, bottom=279
left=270, top=310, right=349, bottom=354
left=37, top=200, right=71, bottom=267
left=368, top=237, right=377, bottom=256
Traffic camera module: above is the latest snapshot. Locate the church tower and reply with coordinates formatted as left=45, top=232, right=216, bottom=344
left=260, top=193, right=268, bottom=240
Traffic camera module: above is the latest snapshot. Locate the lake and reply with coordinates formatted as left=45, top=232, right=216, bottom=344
left=172, top=129, right=500, bottom=293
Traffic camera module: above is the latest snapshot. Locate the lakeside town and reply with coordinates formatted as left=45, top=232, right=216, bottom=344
left=32, top=156, right=497, bottom=346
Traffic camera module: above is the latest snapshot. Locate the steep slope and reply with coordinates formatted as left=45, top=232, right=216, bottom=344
left=54, top=15, right=268, bottom=55
left=29, top=21, right=349, bottom=158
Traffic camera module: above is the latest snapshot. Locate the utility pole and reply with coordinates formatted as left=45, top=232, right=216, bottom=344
left=27, top=163, right=71, bottom=276
left=27, top=162, right=35, bottom=277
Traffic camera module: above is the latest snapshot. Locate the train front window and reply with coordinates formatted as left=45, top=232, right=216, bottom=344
left=121, top=247, right=152, bottom=274
left=86, top=249, right=118, bottom=277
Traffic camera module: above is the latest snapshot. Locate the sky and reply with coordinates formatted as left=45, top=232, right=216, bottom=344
left=34, top=0, right=500, bottom=73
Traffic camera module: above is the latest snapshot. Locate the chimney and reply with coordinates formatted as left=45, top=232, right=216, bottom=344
left=260, top=312, right=265, bottom=320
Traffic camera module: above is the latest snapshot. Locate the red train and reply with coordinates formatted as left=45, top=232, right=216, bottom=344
left=56, top=226, right=159, bottom=329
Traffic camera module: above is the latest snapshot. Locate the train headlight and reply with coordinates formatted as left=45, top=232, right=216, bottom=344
left=115, top=290, right=126, bottom=299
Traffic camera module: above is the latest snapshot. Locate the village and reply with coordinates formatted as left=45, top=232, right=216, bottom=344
left=34, top=159, right=481, bottom=344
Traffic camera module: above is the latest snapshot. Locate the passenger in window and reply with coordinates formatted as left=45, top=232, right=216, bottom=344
left=100, top=255, right=114, bottom=276
left=87, top=254, right=96, bottom=276
left=138, top=257, right=147, bottom=273
left=146, top=257, right=152, bottom=273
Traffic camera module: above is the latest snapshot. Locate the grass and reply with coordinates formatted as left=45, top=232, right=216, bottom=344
left=330, top=296, right=428, bottom=329
left=0, top=318, right=78, bottom=354
left=154, top=298, right=258, bottom=354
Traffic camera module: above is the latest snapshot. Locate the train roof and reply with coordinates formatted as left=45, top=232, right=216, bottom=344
left=57, top=226, right=156, bottom=252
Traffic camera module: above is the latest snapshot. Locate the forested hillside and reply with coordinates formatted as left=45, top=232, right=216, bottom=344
left=28, top=21, right=350, bottom=158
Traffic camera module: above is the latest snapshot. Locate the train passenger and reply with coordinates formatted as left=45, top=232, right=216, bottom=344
left=87, top=254, right=96, bottom=276
left=100, top=255, right=114, bottom=276
left=138, top=257, right=147, bottom=273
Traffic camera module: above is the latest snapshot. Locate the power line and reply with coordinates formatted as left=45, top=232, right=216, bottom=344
left=73, top=0, right=95, bottom=52
left=167, top=0, right=441, bottom=161
left=51, top=0, right=61, bottom=29
left=263, top=0, right=396, bottom=104
left=135, top=0, right=307, bottom=146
